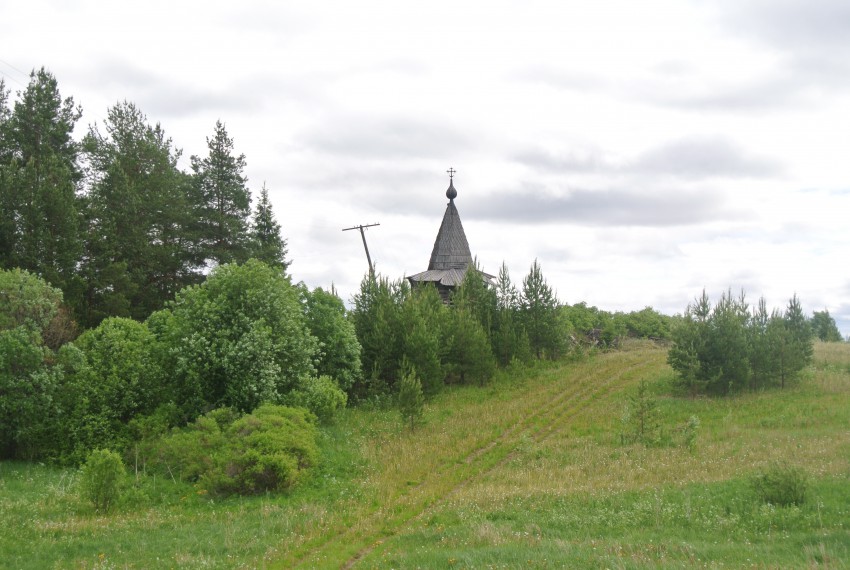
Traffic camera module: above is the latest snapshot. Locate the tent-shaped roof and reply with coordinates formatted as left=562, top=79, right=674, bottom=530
left=408, top=177, right=493, bottom=289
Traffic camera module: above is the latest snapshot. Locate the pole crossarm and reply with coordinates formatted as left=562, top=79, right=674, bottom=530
left=342, top=223, right=380, bottom=277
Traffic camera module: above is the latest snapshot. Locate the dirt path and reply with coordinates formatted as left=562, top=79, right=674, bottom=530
left=277, top=348, right=666, bottom=569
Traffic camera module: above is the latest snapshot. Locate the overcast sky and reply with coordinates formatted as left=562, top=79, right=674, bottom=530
left=4, top=0, right=849, bottom=335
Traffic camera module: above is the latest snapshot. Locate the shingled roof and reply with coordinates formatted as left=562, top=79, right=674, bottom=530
left=408, top=177, right=493, bottom=291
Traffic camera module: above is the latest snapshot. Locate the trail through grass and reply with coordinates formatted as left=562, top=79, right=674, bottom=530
left=2, top=341, right=848, bottom=569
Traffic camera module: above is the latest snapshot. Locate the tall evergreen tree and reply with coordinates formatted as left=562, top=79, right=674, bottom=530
left=520, top=259, right=561, bottom=359
left=191, top=120, right=252, bottom=267
left=0, top=69, right=82, bottom=292
left=250, top=184, right=289, bottom=270
left=80, top=101, right=198, bottom=326
left=749, top=297, right=772, bottom=390
left=781, top=294, right=814, bottom=386
left=491, top=262, right=530, bottom=365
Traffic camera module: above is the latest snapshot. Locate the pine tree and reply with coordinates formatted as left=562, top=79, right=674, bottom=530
left=191, top=121, right=252, bottom=267
left=0, top=69, right=82, bottom=291
left=749, top=297, right=772, bottom=390
left=520, top=259, right=560, bottom=359
left=250, top=184, right=289, bottom=270
left=492, top=262, right=530, bottom=365
left=781, top=294, right=813, bottom=387
left=398, top=364, right=424, bottom=431
left=80, top=101, right=198, bottom=326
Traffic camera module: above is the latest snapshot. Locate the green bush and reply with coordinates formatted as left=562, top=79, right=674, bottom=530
left=79, top=449, right=126, bottom=512
left=282, top=375, right=347, bottom=422
left=142, top=404, right=319, bottom=495
left=752, top=463, right=808, bottom=507
left=61, top=317, right=166, bottom=463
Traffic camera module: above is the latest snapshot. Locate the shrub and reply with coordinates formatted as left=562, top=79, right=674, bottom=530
left=143, top=405, right=319, bottom=495
left=681, top=415, right=700, bottom=452
left=619, top=380, right=661, bottom=446
left=79, top=449, right=126, bottom=512
left=61, top=317, right=166, bottom=463
left=282, top=375, right=347, bottom=422
left=752, top=463, right=808, bottom=507
left=398, top=368, right=424, bottom=431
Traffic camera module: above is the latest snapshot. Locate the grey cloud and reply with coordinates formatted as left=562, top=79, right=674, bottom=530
left=303, top=115, right=472, bottom=161
left=721, top=0, right=850, bottom=54
left=467, top=185, right=737, bottom=227
left=82, top=59, right=264, bottom=118
left=515, top=136, right=781, bottom=179
left=291, top=163, right=445, bottom=215
left=514, top=148, right=608, bottom=174
left=633, top=136, right=782, bottom=179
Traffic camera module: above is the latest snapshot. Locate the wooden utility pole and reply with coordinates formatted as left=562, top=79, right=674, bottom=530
left=342, top=223, right=380, bottom=277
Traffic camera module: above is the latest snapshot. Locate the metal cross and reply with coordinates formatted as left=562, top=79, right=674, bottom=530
left=447, top=167, right=456, bottom=180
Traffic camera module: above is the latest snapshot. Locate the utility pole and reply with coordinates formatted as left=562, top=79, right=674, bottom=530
left=342, top=223, right=380, bottom=277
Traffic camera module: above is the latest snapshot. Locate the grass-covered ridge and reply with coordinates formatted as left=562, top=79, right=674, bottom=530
left=2, top=341, right=849, bottom=568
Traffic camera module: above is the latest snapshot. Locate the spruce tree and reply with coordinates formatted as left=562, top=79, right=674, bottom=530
left=250, top=184, right=289, bottom=270
left=191, top=121, right=252, bottom=267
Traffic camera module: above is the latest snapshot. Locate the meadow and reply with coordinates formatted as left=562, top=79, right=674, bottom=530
left=1, top=341, right=848, bottom=569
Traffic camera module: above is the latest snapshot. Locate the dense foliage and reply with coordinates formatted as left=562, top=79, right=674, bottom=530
left=0, top=265, right=357, bottom=468
left=148, top=260, right=318, bottom=418
left=140, top=404, right=319, bottom=495
left=810, top=309, right=843, bottom=342
left=668, top=290, right=814, bottom=395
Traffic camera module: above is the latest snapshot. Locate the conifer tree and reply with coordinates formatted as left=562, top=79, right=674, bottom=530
left=400, top=286, right=445, bottom=394
left=250, top=184, right=289, bottom=270
left=781, top=294, right=813, bottom=386
left=520, top=259, right=561, bottom=359
left=492, top=262, right=530, bottom=365
left=398, top=363, right=424, bottom=431
left=80, top=101, right=197, bottom=326
left=0, top=69, right=82, bottom=292
left=748, top=297, right=772, bottom=390
left=444, top=306, right=496, bottom=386
left=191, top=121, right=252, bottom=267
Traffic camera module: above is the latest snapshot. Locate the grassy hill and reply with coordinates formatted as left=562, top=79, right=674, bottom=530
left=2, top=341, right=849, bottom=568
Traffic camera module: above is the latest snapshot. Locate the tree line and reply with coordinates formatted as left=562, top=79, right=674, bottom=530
left=350, top=260, right=676, bottom=401
left=668, top=290, right=816, bottom=396
left=0, top=68, right=287, bottom=330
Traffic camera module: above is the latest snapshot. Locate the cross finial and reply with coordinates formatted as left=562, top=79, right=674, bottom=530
left=447, top=167, right=456, bottom=181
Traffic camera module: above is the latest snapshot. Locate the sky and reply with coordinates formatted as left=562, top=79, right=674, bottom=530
left=3, top=0, right=849, bottom=336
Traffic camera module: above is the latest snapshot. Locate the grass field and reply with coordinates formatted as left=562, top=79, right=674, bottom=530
left=1, top=340, right=848, bottom=569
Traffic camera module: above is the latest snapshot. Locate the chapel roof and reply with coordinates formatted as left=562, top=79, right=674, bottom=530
left=408, top=175, right=493, bottom=289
